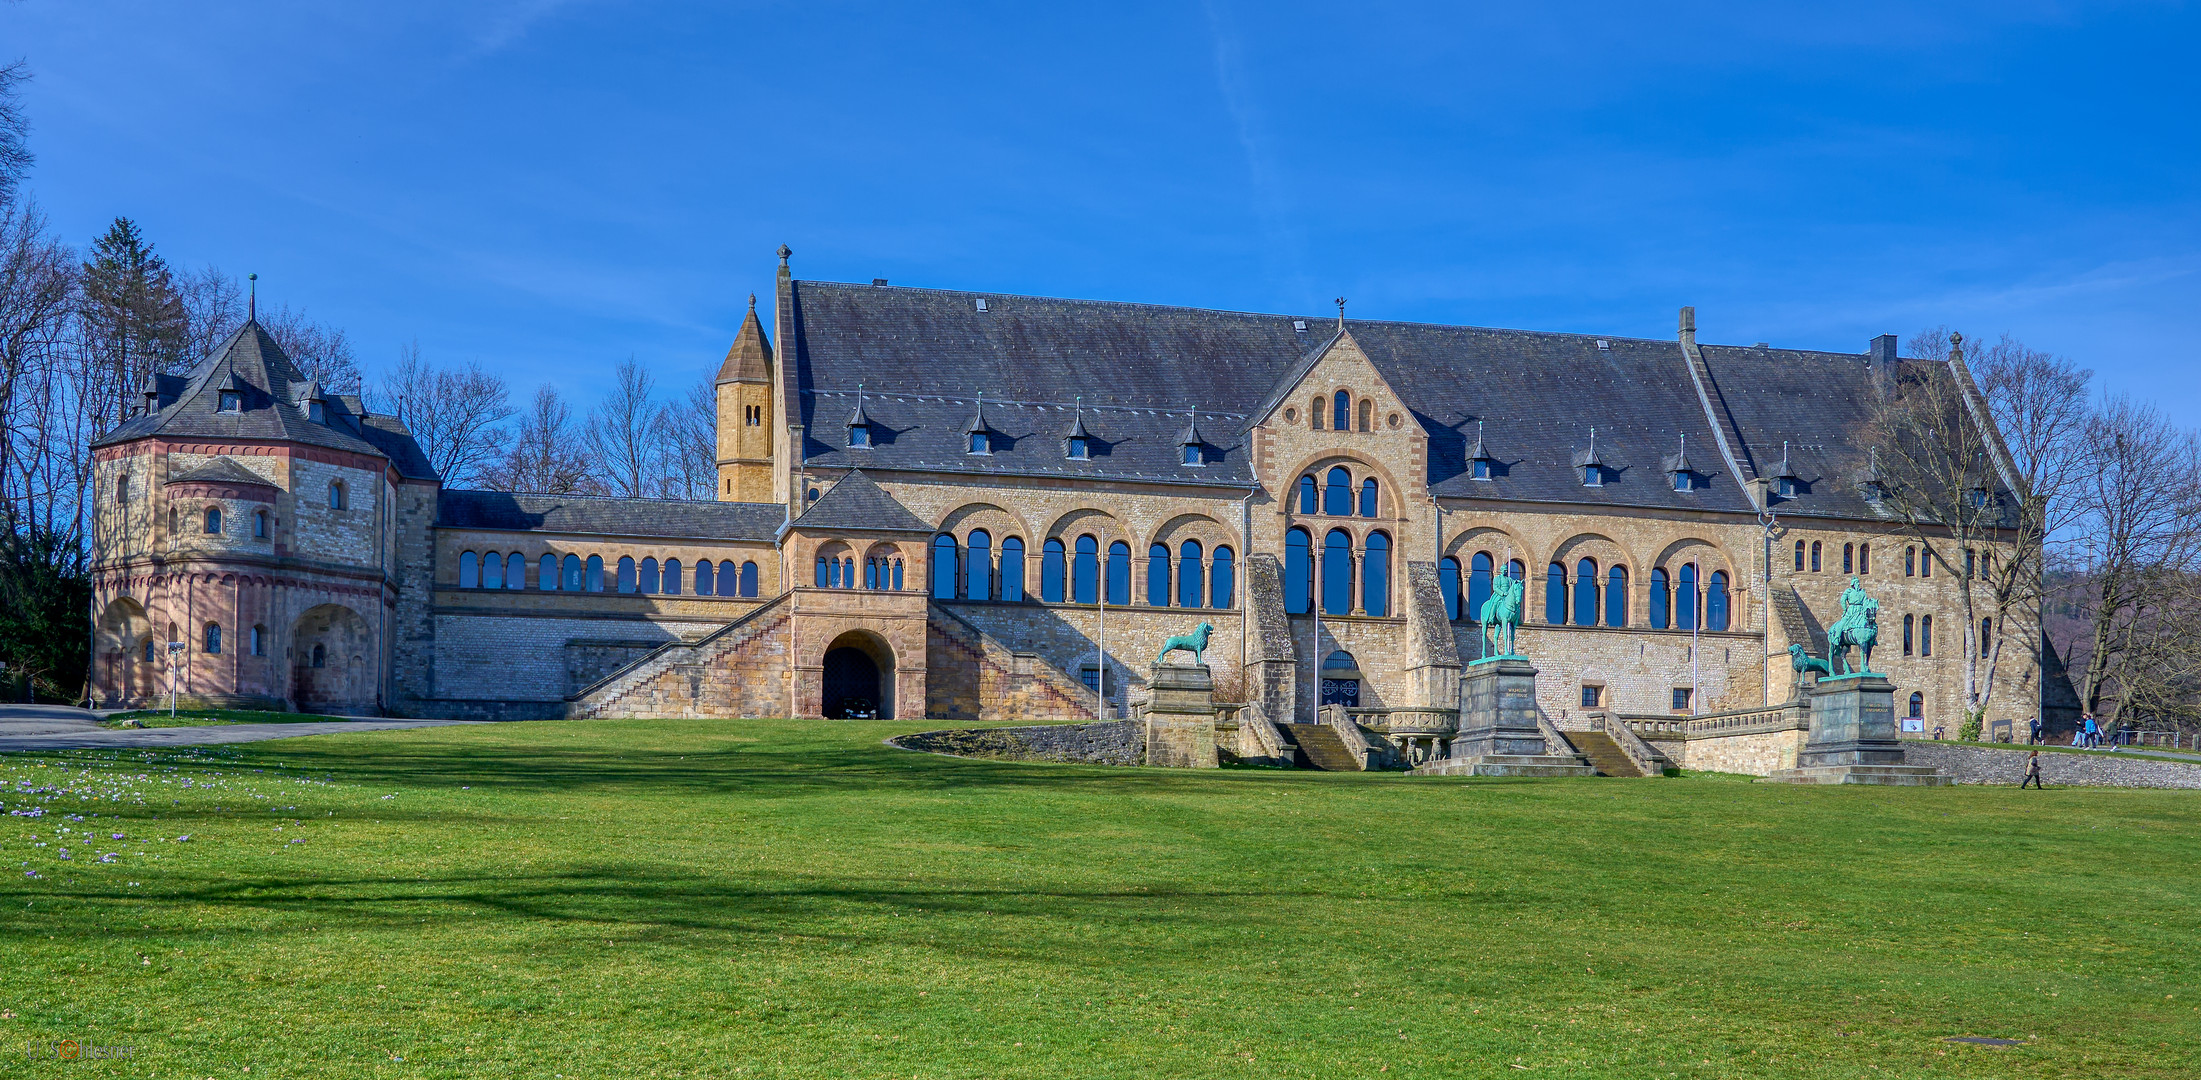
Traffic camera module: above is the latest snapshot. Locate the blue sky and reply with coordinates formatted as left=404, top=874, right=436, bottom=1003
left=8, top=1, right=2198, bottom=422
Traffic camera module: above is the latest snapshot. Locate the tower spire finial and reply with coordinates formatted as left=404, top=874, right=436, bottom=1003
left=248, top=272, right=257, bottom=321
left=748, top=292, right=756, bottom=311
left=1334, top=296, right=1346, bottom=329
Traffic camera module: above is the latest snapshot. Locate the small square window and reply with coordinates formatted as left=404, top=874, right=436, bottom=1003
left=218, top=391, right=241, bottom=413
left=1672, top=687, right=1693, bottom=711
left=849, top=425, right=871, bottom=448
left=968, top=433, right=989, bottom=455
left=1580, top=684, right=1603, bottom=709
left=1066, top=437, right=1088, bottom=460
left=1673, top=472, right=1695, bottom=491
left=308, top=401, right=325, bottom=422
left=1471, top=459, right=1492, bottom=480
left=1776, top=477, right=1797, bottom=497
left=1582, top=466, right=1602, bottom=487
left=1182, top=444, right=1202, bottom=466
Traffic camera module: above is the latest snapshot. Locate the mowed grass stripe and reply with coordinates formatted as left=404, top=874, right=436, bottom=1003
left=2, top=717, right=2195, bottom=1078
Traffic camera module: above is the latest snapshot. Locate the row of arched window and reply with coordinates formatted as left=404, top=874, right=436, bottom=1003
left=192, top=506, right=273, bottom=539
left=1433, top=551, right=1731, bottom=631
left=1296, top=466, right=1382, bottom=518
left=1281, top=527, right=1392, bottom=617
left=1896, top=613, right=1985, bottom=659
left=1305, top=389, right=1394, bottom=433
left=194, top=623, right=269, bottom=657
left=1797, top=540, right=1875, bottom=575
left=928, top=532, right=1237, bottom=608
left=457, top=551, right=761, bottom=597
left=817, top=555, right=906, bottom=590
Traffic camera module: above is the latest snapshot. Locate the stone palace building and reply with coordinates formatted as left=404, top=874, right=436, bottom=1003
left=87, top=247, right=2061, bottom=749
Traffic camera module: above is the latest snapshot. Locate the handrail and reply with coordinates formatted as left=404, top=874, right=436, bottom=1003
left=566, top=593, right=791, bottom=704
left=1619, top=701, right=1806, bottom=741
left=1600, top=711, right=1670, bottom=776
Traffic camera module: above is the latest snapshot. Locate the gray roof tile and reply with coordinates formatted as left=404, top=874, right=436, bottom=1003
left=437, top=490, right=784, bottom=541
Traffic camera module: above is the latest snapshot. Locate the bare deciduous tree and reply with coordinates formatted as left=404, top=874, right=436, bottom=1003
left=585, top=359, right=661, bottom=499
left=0, top=59, right=30, bottom=204
left=485, top=383, right=597, bottom=495
left=366, top=340, right=513, bottom=488
left=656, top=376, right=718, bottom=501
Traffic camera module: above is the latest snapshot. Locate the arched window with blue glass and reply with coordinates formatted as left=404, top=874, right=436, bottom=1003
left=460, top=551, right=479, bottom=589
left=1707, top=570, right=1730, bottom=631
left=865, top=557, right=879, bottom=590
left=204, top=506, right=222, bottom=534
left=1605, top=565, right=1628, bottom=626
left=1649, top=567, right=1670, bottom=629
left=1469, top=552, right=1494, bottom=621
left=1147, top=544, right=1170, bottom=606
left=509, top=552, right=528, bottom=590
left=1439, top=557, right=1462, bottom=621
left=966, top=530, right=992, bottom=601
left=1573, top=558, right=1599, bottom=626
left=585, top=554, right=605, bottom=592
left=618, top=556, right=637, bottom=594
left=1546, top=562, right=1567, bottom=624
left=1298, top=474, right=1318, bottom=514
left=1362, top=532, right=1390, bottom=616
left=815, top=554, right=830, bottom=587
left=1041, top=538, right=1066, bottom=602
left=1325, top=467, right=1352, bottom=516
left=1677, top=563, right=1699, bottom=631
left=1323, top=529, right=1354, bottom=616
left=1178, top=540, right=1204, bottom=608
left=1359, top=478, right=1378, bottom=518
left=1073, top=535, right=1099, bottom=604
left=1210, top=547, right=1234, bottom=608
left=740, top=561, right=758, bottom=597
left=717, top=560, right=737, bottom=596
left=1107, top=541, right=1131, bottom=605
left=1333, top=390, right=1351, bottom=431
left=931, top=534, right=959, bottom=599
left=1507, top=559, right=1526, bottom=584
left=563, top=554, right=584, bottom=591
left=1000, top=537, right=1024, bottom=601
left=639, top=557, right=659, bottom=593
left=1285, top=528, right=1312, bottom=615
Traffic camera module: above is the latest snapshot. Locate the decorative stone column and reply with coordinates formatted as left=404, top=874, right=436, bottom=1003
left=1144, top=662, right=1219, bottom=768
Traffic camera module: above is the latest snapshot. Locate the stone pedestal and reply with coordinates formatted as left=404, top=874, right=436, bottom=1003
left=1412, top=657, right=1593, bottom=777
left=1763, top=674, right=1950, bottom=786
left=1144, top=662, right=1218, bottom=768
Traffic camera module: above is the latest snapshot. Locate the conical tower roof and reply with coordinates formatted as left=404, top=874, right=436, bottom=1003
left=716, top=294, right=773, bottom=384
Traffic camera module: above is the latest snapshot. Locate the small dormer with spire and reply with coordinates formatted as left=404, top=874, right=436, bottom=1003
left=1468, top=420, right=1495, bottom=480
left=846, top=385, right=873, bottom=449
left=1573, top=428, right=1606, bottom=487
left=964, top=395, right=994, bottom=455
left=297, top=377, right=328, bottom=424
left=1178, top=414, right=1207, bottom=467
left=215, top=370, right=247, bottom=414
left=1771, top=441, right=1802, bottom=498
left=1064, top=397, right=1092, bottom=460
left=1664, top=433, right=1702, bottom=492
left=715, top=291, right=777, bottom=502
left=1859, top=446, right=1886, bottom=502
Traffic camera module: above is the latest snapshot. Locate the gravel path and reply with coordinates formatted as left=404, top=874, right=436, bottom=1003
left=0, top=704, right=474, bottom=752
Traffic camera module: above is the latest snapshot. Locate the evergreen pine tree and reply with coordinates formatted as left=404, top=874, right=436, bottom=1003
left=81, top=217, right=189, bottom=426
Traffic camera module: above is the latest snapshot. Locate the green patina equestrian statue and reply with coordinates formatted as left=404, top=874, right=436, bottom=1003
left=1824, top=576, right=1880, bottom=676
left=1478, top=572, right=1525, bottom=660
left=1157, top=621, right=1216, bottom=666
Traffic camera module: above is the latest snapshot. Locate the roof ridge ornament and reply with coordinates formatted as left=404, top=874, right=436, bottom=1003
left=247, top=272, right=257, bottom=323
left=1334, top=296, right=1346, bottom=330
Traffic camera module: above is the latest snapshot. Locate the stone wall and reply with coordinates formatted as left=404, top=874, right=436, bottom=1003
left=1658, top=729, right=1807, bottom=775
left=892, top=721, right=1144, bottom=766
left=943, top=600, right=1248, bottom=711
left=924, top=607, right=1093, bottom=723
left=568, top=597, right=795, bottom=719
left=1899, top=742, right=2201, bottom=790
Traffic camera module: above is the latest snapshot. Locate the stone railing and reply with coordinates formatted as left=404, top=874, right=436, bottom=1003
left=1317, top=705, right=1405, bottom=769
left=1621, top=701, right=1807, bottom=742
left=1233, top=702, right=1293, bottom=768
left=1346, top=705, right=1459, bottom=736
left=1536, top=711, right=1578, bottom=759
left=1599, top=711, right=1672, bottom=776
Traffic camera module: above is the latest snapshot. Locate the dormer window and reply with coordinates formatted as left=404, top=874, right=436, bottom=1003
left=968, top=432, right=990, bottom=455
left=1776, top=476, right=1798, bottom=498
left=309, top=400, right=325, bottom=423
left=1066, top=436, right=1088, bottom=460
left=1968, top=487, right=1990, bottom=508
left=1472, top=458, right=1492, bottom=481
left=1176, top=415, right=1207, bottom=467
left=1182, top=444, right=1204, bottom=466
left=849, top=423, right=871, bottom=448
left=846, top=388, right=874, bottom=448
left=218, top=391, right=241, bottom=413
left=1673, top=472, right=1697, bottom=492
left=1582, top=464, right=1603, bottom=487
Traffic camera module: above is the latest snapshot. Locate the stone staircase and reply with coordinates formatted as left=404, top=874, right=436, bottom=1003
left=1291, top=724, right=1362, bottom=771
left=1565, top=730, right=1647, bottom=777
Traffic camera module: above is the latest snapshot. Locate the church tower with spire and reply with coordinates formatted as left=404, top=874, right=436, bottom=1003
left=715, top=292, right=776, bottom=502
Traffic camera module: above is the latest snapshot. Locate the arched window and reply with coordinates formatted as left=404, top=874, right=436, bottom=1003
left=204, top=506, right=222, bottom=534
left=1649, top=567, right=1671, bottom=629
left=1922, top=550, right=1933, bottom=578
left=865, top=558, right=879, bottom=590
left=1311, top=396, right=1326, bottom=430
left=1211, top=547, right=1234, bottom=608
left=460, top=551, right=479, bottom=589
left=1677, top=563, right=1699, bottom=631
left=1363, top=532, right=1390, bottom=616
left=1041, top=539, right=1066, bottom=603
left=1285, top=528, right=1312, bottom=615
left=618, top=556, right=637, bottom=594
left=541, top=553, right=559, bottom=591
left=661, top=558, right=680, bottom=595
left=1468, top=552, right=1494, bottom=621
left=1545, top=563, right=1567, bottom=624
left=1573, top=558, right=1599, bottom=626
left=1298, top=474, right=1318, bottom=514
left=143, top=638, right=154, bottom=662
left=1073, top=535, right=1099, bottom=604
left=1979, top=617, right=1991, bottom=658
left=931, top=535, right=959, bottom=599
left=585, top=554, right=605, bottom=592
left=1921, top=615, right=1934, bottom=656
left=1439, top=557, right=1462, bottom=621
left=694, top=560, right=714, bottom=596
left=204, top=622, right=222, bottom=654
left=1147, top=544, right=1170, bottom=606
left=329, top=481, right=345, bottom=509
left=562, top=554, right=583, bottom=591
left=1606, top=565, right=1629, bottom=627
left=1859, top=543, right=1871, bottom=575
left=966, top=530, right=993, bottom=600
left=1905, top=546, right=1916, bottom=576
left=1358, top=398, right=1372, bottom=432
left=739, top=561, right=758, bottom=597
left=1178, top=540, right=1204, bottom=609
left=311, top=643, right=326, bottom=668
left=1323, top=529, right=1354, bottom=616
left=254, top=510, right=269, bottom=539
left=1908, top=692, right=1924, bottom=718
left=250, top=625, right=266, bottom=657
left=1107, top=541, right=1131, bottom=605
left=1707, top=571, right=1730, bottom=631
left=1810, top=541, right=1821, bottom=573
left=1508, top=559, right=1526, bottom=584
left=639, top=557, right=659, bottom=593
left=817, top=555, right=832, bottom=588
left=1333, top=390, right=1351, bottom=431
left=1000, top=537, right=1025, bottom=601
left=844, top=556, right=855, bottom=588
left=1325, top=467, right=1352, bottom=516
left=1359, top=478, right=1378, bottom=518
left=1903, top=613, right=1915, bottom=655
left=1843, top=543, right=1855, bottom=574
left=116, top=473, right=130, bottom=504
left=714, top=560, right=734, bottom=596
left=1794, top=540, right=1805, bottom=571
left=483, top=550, right=505, bottom=589
left=891, top=558, right=904, bottom=591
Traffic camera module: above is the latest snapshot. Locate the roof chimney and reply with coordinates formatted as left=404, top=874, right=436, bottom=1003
left=1678, top=306, right=1696, bottom=347
left=1868, top=334, right=1898, bottom=367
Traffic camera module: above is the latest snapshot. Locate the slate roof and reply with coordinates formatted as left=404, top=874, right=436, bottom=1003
left=165, top=458, right=277, bottom=487
left=92, top=321, right=438, bottom=481
left=437, top=490, right=784, bottom=541
left=791, top=470, right=933, bottom=533
left=780, top=279, right=1962, bottom=523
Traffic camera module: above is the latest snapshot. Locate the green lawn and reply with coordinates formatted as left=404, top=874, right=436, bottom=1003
left=3, top=718, right=2197, bottom=1079
left=103, top=708, right=364, bottom=729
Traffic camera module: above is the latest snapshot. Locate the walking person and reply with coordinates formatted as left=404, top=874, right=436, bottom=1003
left=2030, top=716, right=2043, bottom=745
left=2021, top=750, right=2044, bottom=789
left=2083, top=712, right=2100, bottom=749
